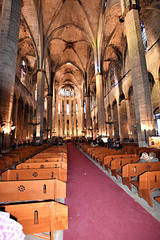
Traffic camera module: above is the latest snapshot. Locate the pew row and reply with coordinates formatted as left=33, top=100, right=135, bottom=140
left=16, top=161, right=67, bottom=171
left=110, top=156, right=140, bottom=179
left=0, top=179, right=66, bottom=203
left=138, top=171, right=160, bottom=207
left=154, top=197, right=160, bottom=204
left=32, top=154, right=67, bottom=163
left=103, top=154, right=139, bottom=172
left=1, top=201, right=68, bottom=240
left=122, top=162, right=160, bottom=190
left=1, top=168, right=67, bottom=182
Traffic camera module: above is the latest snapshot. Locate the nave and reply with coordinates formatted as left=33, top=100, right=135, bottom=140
left=64, top=143, right=160, bottom=240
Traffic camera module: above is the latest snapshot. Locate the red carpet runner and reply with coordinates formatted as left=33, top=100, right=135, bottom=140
left=63, top=143, right=160, bottom=240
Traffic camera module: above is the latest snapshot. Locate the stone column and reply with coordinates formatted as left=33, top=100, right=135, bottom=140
left=0, top=0, right=22, bottom=149
left=47, top=94, right=52, bottom=139
left=52, top=78, right=56, bottom=137
left=55, top=95, right=59, bottom=137
left=86, top=95, right=91, bottom=137
left=69, top=97, right=72, bottom=136
left=14, top=97, right=19, bottom=139
left=73, top=96, right=77, bottom=136
left=36, top=70, right=45, bottom=144
left=64, top=98, right=67, bottom=136
left=124, top=7, right=154, bottom=146
left=60, top=98, right=63, bottom=136
left=96, top=73, right=105, bottom=136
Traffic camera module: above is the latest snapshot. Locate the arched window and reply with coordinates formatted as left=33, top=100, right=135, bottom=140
left=84, top=101, right=86, bottom=114
left=76, top=103, right=78, bottom=114
left=35, top=83, right=37, bottom=101
left=110, top=67, right=115, bottom=89
left=44, top=97, right=47, bottom=111
left=67, top=103, right=69, bottom=115
left=148, top=72, right=155, bottom=92
left=58, top=102, right=60, bottom=114
left=140, top=22, right=148, bottom=52
left=21, top=60, right=26, bottom=85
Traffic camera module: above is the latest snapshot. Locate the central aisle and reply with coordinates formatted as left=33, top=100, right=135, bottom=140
left=63, top=143, right=160, bottom=240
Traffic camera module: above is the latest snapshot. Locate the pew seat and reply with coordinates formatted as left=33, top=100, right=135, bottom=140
left=154, top=196, right=160, bottom=204
left=1, top=201, right=68, bottom=240
left=111, top=156, right=139, bottom=179
left=122, top=162, right=160, bottom=190
left=103, top=154, right=139, bottom=172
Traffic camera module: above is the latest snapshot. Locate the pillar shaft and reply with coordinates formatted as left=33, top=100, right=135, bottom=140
left=125, top=9, right=154, bottom=146
left=0, top=0, right=22, bottom=149
left=96, top=74, right=105, bottom=136
left=36, top=71, right=45, bottom=143
left=47, top=95, right=52, bottom=139
left=60, top=98, right=63, bottom=136
left=86, top=95, right=91, bottom=137
left=73, top=98, right=77, bottom=136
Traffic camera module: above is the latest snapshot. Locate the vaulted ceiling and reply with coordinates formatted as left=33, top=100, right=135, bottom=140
left=18, top=0, right=155, bottom=94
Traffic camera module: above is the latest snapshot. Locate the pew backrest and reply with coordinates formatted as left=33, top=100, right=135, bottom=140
left=1, top=168, right=67, bottom=182
left=0, top=179, right=66, bottom=202
left=122, top=162, right=160, bottom=190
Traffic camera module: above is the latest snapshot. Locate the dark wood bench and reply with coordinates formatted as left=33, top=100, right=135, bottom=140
left=103, top=154, right=139, bottom=172
left=25, top=158, right=67, bottom=170
left=1, top=201, right=68, bottom=240
left=16, top=161, right=67, bottom=171
left=138, top=170, right=160, bottom=207
left=1, top=168, right=67, bottom=182
left=154, top=196, right=160, bottom=204
left=110, top=156, right=140, bottom=179
left=0, top=178, right=66, bottom=202
left=33, top=153, right=67, bottom=162
left=122, top=162, right=160, bottom=190
left=31, top=155, right=67, bottom=163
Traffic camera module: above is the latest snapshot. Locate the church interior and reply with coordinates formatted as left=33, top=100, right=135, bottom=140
left=0, top=0, right=160, bottom=239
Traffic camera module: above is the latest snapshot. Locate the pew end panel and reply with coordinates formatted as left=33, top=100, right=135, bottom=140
left=1, top=201, right=68, bottom=240
left=138, top=171, right=160, bottom=207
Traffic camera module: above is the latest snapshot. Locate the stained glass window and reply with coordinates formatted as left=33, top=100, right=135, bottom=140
left=140, top=22, right=148, bottom=52
left=20, top=60, right=26, bottom=85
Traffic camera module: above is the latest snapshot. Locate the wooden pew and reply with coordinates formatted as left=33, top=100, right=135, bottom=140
left=0, top=160, right=6, bottom=175
left=103, top=154, right=138, bottom=172
left=98, top=150, right=123, bottom=166
left=138, top=171, right=160, bottom=207
left=1, top=168, right=67, bottom=182
left=1, top=201, right=68, bottom=240
left=16, top=161, right=67, bottom=171
left=0, top=179, right=66, bottom=203
left=155, top=197, right=160, bottom=204
left=111, top=156, right=140, bottom=179
left=33, top=153, right=67, bottom=161
left=122, top=162, right=160, bottom=190
left=31, top=155, right=67, bottom=163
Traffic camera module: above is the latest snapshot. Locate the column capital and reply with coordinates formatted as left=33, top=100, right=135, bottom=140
left=120, top=4, right=141, bottom=22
